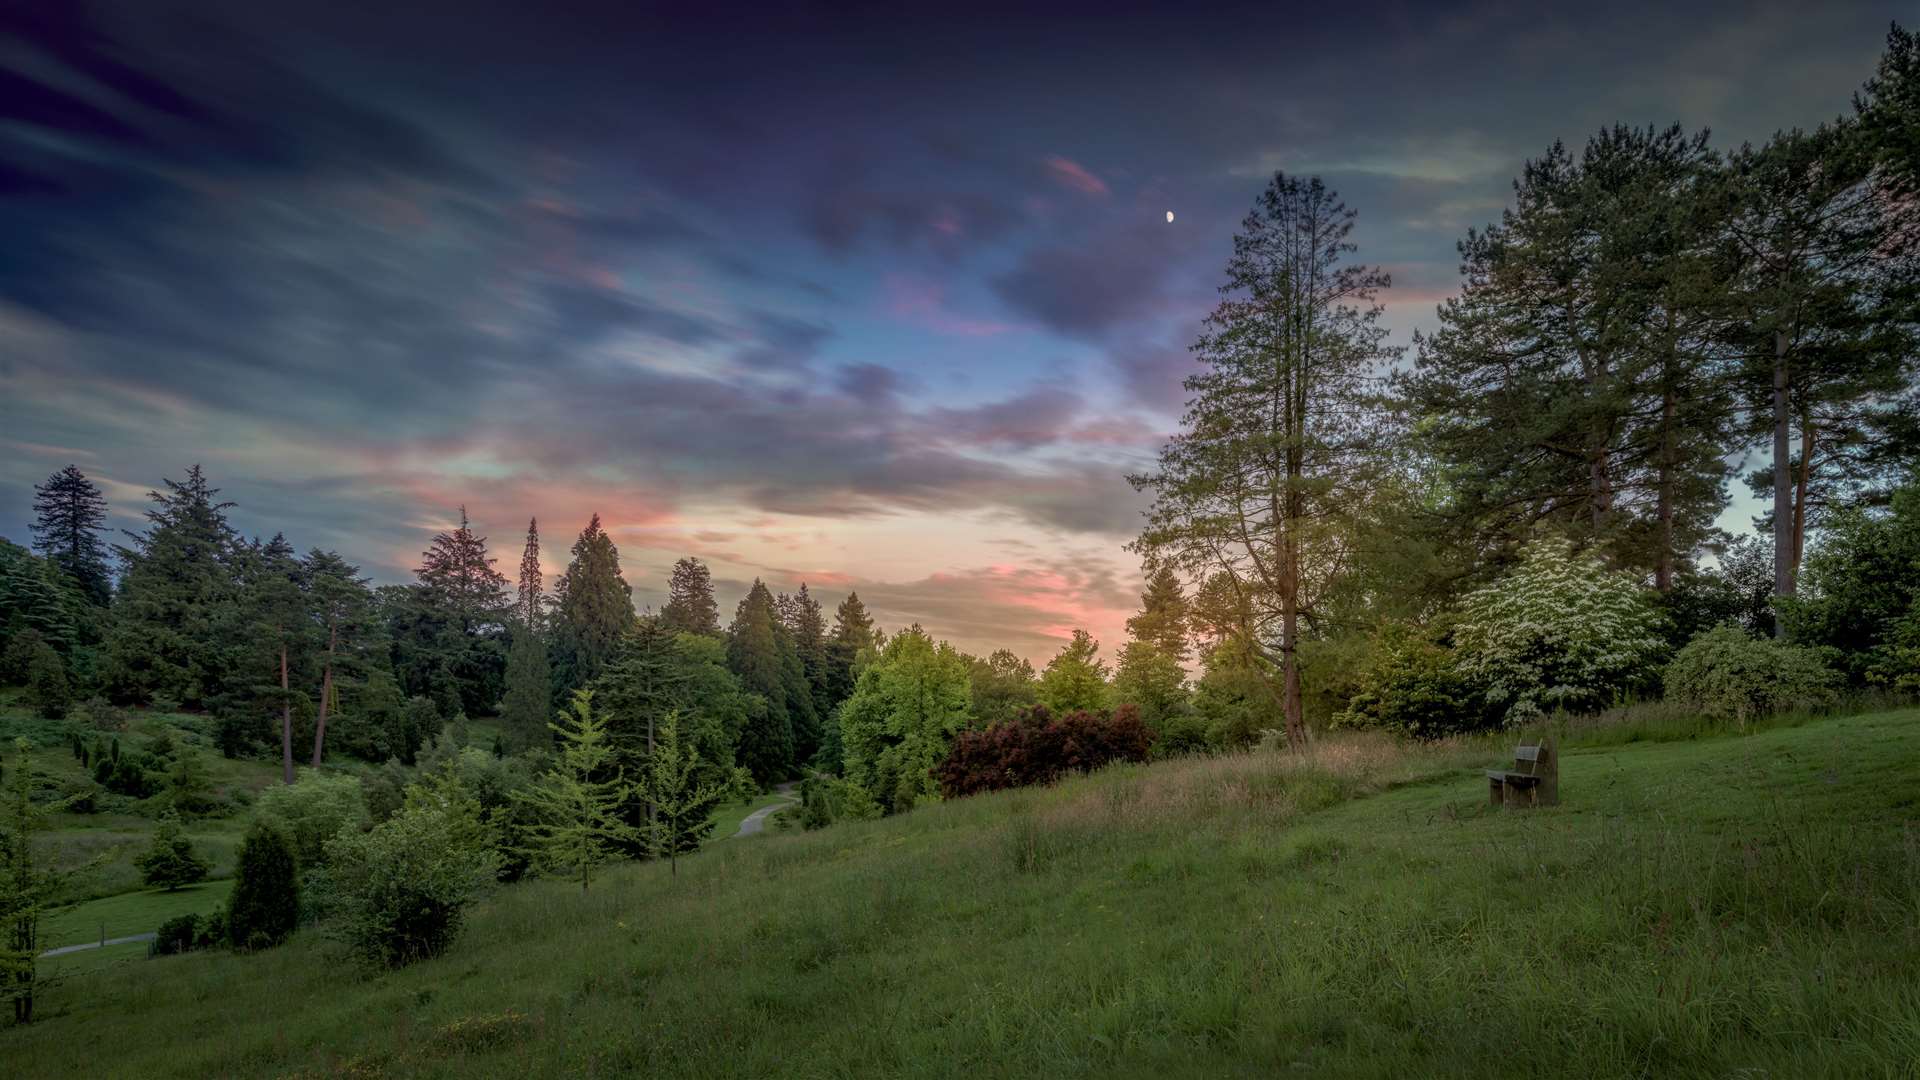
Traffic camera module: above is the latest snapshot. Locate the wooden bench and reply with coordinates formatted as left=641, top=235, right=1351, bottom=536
left=1486, top=737, right=1557, bottom=808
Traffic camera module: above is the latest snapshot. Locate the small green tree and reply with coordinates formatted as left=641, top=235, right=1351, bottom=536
left=318, top=785, right=499, bottom=967
left=136, top=810, right=210, bottom=891
left=163, top=750, right=218, bottom=817
left=634, top=711, right=729, bottom=876
left=25, top=641, right=70, bottom=721
left=1, top=738, right=86, bottom=1024
left=226, top=820, right=299, bottom=950
left=1037, top=630, right=1112, bottom=715
left=1664, top=625, right=1840, bottom=727
left=254, top=770, right=369, bottom=870
left=514, top=691, right=637, bottom=890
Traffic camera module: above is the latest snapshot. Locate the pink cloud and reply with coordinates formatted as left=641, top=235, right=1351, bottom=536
left=1043, top=155, right=1110, bottom=197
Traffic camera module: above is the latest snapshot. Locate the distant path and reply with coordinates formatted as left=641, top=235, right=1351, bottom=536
left=41, top=933, right=155, bottom=958
left=734, top=783, right=800, bottom=837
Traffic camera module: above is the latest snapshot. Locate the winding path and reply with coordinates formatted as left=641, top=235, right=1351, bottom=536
left=40, top=933, right=155, bottom=958
left=733, top=782, right=800, bottom=837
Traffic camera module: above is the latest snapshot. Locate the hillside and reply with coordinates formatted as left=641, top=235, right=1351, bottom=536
left=6, top=708, right=1917, bottom=1079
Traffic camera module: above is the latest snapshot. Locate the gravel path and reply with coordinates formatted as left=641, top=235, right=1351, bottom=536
left=40, top=933, right=155, bottom=958
left=734, top=782, right=800, bottom=837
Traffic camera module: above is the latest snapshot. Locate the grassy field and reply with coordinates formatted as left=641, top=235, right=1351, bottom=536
left=708, top=787, right=796, bottom=840
left=4, top=708, right=1917, bottom=1078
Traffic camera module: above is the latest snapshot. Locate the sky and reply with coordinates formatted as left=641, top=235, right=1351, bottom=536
left=0, top=1, right=1906, bottom=664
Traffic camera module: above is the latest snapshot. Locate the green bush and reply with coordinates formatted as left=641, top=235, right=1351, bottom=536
left=137, top=810, right=211, bottom=891
left=1334, top=621, right=1492, bottom=737
left=227, top=820, right=300, bottom=950
left=316, top=792, right=499, bottom=967
left=152, top=914, right=201, bottom=956
left=1663, top=625, right=1840, bottom=726
left=253, top=771, right=369, bottom=869
left=26, top=639, right=71, bottom=720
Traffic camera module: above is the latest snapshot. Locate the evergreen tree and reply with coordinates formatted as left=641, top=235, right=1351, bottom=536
left=1857, top=22, right=1919, bottom=204
left=245, top=534, right=309, bottom=785
left=1126, top=564, right=1192, bottom=662
left=825, top=590, right=880, bottom=707
left=103, top=466, right=241, bottom=710
left=968, top=648, right=1038, bottom=727
left=136, top=810, right=210, bottom=891
left=500, top=626, right=549, bottom=747
left=660, top=557, right=720, bottom=636
left=778, top=584, right=834, bottom=726
left=390, top=508, right=510, bottom=718
left=1037, top=630, right=1112, bottom=715
left=1133, top=174, right=1398, bottom=748
left=514, top=691, right=638, bottom=890
left=29, top=465, right=111, bottom=605
left=1112, top=640, right=1191, bottom=735
left=0, top=542, right=80, bottom=664
left=2, top=738, right=86, bottom=1024
left=416, top=507, right=509, bottom=635
left=302, top=550, right=378, bottom=768
left=634, top=710, right=728, bottom=875
left=226, top=820, right=299, bottom=950
left=727, top=580, right=796, bottom=781
left=516, top=517, right=543, bottom=632
left=551, top=515, right=633, bottom=698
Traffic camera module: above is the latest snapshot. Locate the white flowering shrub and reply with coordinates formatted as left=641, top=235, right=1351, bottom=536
left=1454, top=537, right=1664, bottom=724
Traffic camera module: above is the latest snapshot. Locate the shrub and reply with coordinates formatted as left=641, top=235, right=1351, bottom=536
left=935, top=704, right=1155, bottom=799
left=137, top=810, right=211, bottom=891
left=76, top=696, right=130, bottom=732
left=26, top=639, right=71, bottom=720
left=794, top=775, right=881, bottom=830
left=253, top=770, right=370, bottom=869
left=227, top=820, right=300, bottom=950
left=93, top=754, right=154, bottom=798
left=1334, top=620, right=1492, bottom=737
left=152, top=914, right=201, bottom=956
left=1663, top=625, right=1840, bottom=726
left=317, top=793, right=500, bottom=967
left=1454, top=536, right=1665, bottom=723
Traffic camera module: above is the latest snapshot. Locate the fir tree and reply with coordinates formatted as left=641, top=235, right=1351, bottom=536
left=825, top=590, right=879, bottom=707
left=103, top=466, right=241, bottom=709
left=226, top=820, right=299, bottom=950
left=516, top=517, right=543, bottom=631
left=29, top=465, right=111, bottom=605
left=514, top=691, right=638, bottom=890
left=634, top=710, right=728, bottom=876
left=660, top=557, right=720, bottom=636
left=1037, top=630, right=1112, bottom=715
left=136, top=810, right=210, bottom=891
left=551, top=515, right=633, bottom=697
left=727, top=581, right=796, bottom=781
left=1126, top=564, right=1192, bottom=662
left=416, top=507, right=509, bottom=634
left=500, top=625, right=549, bottom=747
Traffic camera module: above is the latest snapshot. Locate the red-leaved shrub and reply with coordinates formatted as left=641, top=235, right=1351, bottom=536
left=934, top=704, right=1155, bottom=798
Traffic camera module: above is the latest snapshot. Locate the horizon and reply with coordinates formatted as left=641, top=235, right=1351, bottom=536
left=1, top=1, right=1903, bottom=665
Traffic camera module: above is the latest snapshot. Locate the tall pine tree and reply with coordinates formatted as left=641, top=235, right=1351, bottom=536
left=551, top=515, right=633, bottom=698
left=30, top=465, right=111, bottom=605
left=302, top=550, right=378, bottom=768
left=727, top=580, right=795, bottom=782
left=103, top=466, right=241, bottom=710
left=660, top=557, right=719, bottom=636
left=516, top=517, right=543, bottom=632
left=1125, top=564, right=1192, bottom=662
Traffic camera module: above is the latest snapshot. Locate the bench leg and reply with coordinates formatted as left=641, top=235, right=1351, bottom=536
left=1502, top=782, right=1533, bottom=809
left=1488, top=776, right=1504, bottom=807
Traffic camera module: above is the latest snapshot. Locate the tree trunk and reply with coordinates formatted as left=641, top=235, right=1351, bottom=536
left=1770, top=330, right=1793, bottom=634
left=1655, top=384, right=1677, bottom=593
left=311, top=623, right=336, bottom=769
left=280, top=643, right=294, bottom=784
left=1790, top=417, right=1814, bottom=591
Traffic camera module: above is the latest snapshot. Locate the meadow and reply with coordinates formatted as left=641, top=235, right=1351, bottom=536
left=5, top=705, right=1915, bottom=1079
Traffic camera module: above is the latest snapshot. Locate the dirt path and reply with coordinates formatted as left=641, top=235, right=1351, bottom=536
left=734, top=782, right=800, bottom=837
left=40, top=933, right=155, bottom=958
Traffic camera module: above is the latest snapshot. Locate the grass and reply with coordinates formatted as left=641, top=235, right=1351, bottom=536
left=4, top=708, right=1918, bottom=1078
left=42, top=879, right=236, bottom=949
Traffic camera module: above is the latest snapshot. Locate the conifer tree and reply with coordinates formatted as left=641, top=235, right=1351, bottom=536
left=416, top=507, right=509, bottom=634
left=660, top=557, right=720, bottom=636
left=136, top=810, right=210, bottom=891
left=516, top=517, right=543, bottom=631
left=246, top=534, right=309, bottom=785
left=1037, top=630, right=1112, bottom=715
left=302, top=550, right=377, bottom=768
left=728, top=580, right=795, bottom=781
left=104, top=466, right=241, bottom=710
left=514, top=691, right=638, bottom=890
left=825, top=590, right=879, bottom=707
left=226, top=819, right=299, bottom=950
left=29, top=465, right=111, bottom=605
left=1126, top=564, right=1192, bottom=662
left=634, top=710, right=727, bottom=875
left=551, top=515, right=633, bottom=696
left=500, top=626, right=549, bottom=747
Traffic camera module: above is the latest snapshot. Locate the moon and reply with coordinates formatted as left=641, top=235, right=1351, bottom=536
left=1166, top=210, right=1175, bottom=223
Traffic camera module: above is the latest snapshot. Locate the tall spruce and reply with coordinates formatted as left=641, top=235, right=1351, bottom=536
left=1126, top=564, right=1192, bottom=662
left=551, top=515, right=633, bottom=697
left=29, top=465, right=111, bottom=605
left=516, top=517, right=543, bottom=632
left=728, top=580, right=795, bottom=781
left=825, top=590, right=879, bottom=707
left=302, top=550, right=377, bottom=768
left=416, top=507, right=509, bottom=635
left=1133, top=174, right=1397, bottom=747
left=660, top=557, right=720, bottom=636
left=103, top=466, right=241, bottom=710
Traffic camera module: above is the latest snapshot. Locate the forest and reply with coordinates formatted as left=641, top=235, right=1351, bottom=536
left=0, top=19, right=1915, bottom=1045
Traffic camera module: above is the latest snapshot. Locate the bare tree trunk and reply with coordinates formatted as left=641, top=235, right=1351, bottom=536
left=280, top=643, right=294, bottom=784
left=1790, top=417, right=1814, bottom=591
left=1771, top=330, right=1793, bottom=635
left=311, top=623, right=336, bottom=769
left=1655, top=384, right=1677, bottom=593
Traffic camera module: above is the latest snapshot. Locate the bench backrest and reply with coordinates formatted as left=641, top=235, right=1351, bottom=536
left=1512, top=743, right=1544, bottom=775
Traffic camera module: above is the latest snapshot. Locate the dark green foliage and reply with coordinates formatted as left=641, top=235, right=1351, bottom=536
left=776, top=584, right=831, bottom=761
left=385, top=508, right=510, bottom=719
left=727, top=581, right=797, bottom=782
left=550, top=514, right=632, bottom=699
left=499, top=626, right=548, bottom=748
left=136, top=811, right=210, bottom=891
left=968, top=649, right=1038, bottom=728
left=226, top=820, right=299, bottom=950
left=30, top=465, right=112, bottom=605
left=152, top=914, right=202, bottom=956
left=824, top=591, right=878, bottom=709
left=0, top=543, right=84, bottom=675
left=1664, top=625, right=1840, bottom=725
left=1660, top=536, right=1778, bottom=645
left=318, top=789, right=499, bottom=967
left=92, top=753, right=152, bottom=798
left=1334, top=621, right=1492, bottom=737
left=660, top=557, right=720, bottom=637
left=25, top=640, right=69, bottom=720
left=1781, top=479, right=1920, bottom=686
left=515, top=517, right=543, bottom=632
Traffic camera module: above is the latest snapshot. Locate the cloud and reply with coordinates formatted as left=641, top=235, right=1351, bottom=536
left=1042, top=155, right=1110, bottom=196
left=991, top=218, right=1196, bottom=339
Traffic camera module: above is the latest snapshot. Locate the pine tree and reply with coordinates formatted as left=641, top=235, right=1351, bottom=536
left=29, top=465, right=111, bottom=605
left=136, top=810, right=210, bottom=891
left=1126, top=564, right=1192, bottom=662
left=728, top=581, right=795, bottom=782
left=516, top=517, right=543, bottom=631
left=226, top=820, right=299, bottom=950
left=778, top=583, right=833, bottom=721
left=514, top=691, right=638, bottom=890
left=1037, top=630, right=1112, bottom=715
left=416, top=507, right=509, bottom=634
left=825, top=590, right=879, bottom=708
left=246, top=534, right=309, bottom=785
left=103, top=466, right=241, bottom=710
left=551, top=515, right=633, bottom=697
left=1857, top=22, right=1919, bottom=204
left=1133, top=174, right=1398, bottom=748
left=660, top=557, right=720, bottom=636
left=302, top=550, right=377, bottom=768
left=500, top=626, right=549, bottom=747
left=634, top=710, right=727, bottom=876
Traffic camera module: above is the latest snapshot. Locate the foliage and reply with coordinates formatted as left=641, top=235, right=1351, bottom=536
left=838, top=626, right=972, bottom=813
left=967, top=649, right=1039, bottom=728
left=1333, top=620, right=1491, bottom=737
left=317, top=788, right=499, bottom=967
left=226, top=820, right=299, bottom=951
left=136, top=811, right=211, bottom=891
left=2, top=738, right=86, bottom=1024
left=632, top=711, right=730, bottom=873
left=792, top=774, right=880, bottom=830
left=30, top=465, right=113, bottom=605
left=513, top=691, right=637, bottom=890
left=152, top=913, right=203, bottom=957
left=659, top=557, right=720, bottom=637
left=25, top=639, right=70, bottom=720
left=934, top=704, right=1154, bottom=798
left=1036, top=630, right=1111, bottom=715
left=253, top=771, right=370, bottom=870
left=1189, top=642, right=1277, bottom=749
left=727, top=580, right=803, bottom=781
left=550, top=514, right=633, bottom=698
left=1110, top=640, right=1189, bottom=740
left=1664, top=625, right=1841, bottom=726
left=499, top=625, right=549, bottom=748
left=1781, top=482, right=1920, bottom=686
left=1453, top=537, right=1665, bottom=723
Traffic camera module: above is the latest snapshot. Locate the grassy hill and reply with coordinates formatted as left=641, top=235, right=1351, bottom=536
left=6, top=708, right=1918, bottom=1078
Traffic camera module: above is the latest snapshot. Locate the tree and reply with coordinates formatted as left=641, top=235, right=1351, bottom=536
left=825, top=590, right=881, bottom=707
left=551, top=515, right=633, bottom=698
left=514, top=691, right=637, bottom=890
left=727, top=581, right=797, bottom=781
left=660, top=557, right=719, bottom=636
left=1111, top=640, right=1190, bottom=736
left=1, top=738, right=85, bottom=1024
left=500, top=625, right=549, bottom=747
left=103, top=466, right=241, bottom=709
left=1037, top=630, right=1112, bottom=715
left=968, top=649, right=1039, bottom=727
left=30, top=465, right=111, bottom=605
left=227, top=820, right=299, bottom=950
left=1856, top=22, right=1919, bottom=210
left=136, top=810, right=210, bottom=891
left=416, top=507, right=510, bottom=635
left=245, top=534, right=309, bottom=785
left=778, top=584, right=834, bottom=740
left=253, top=770, right=370, bottom=870
left=516, top=517, right=543, bottom=632
left=1133, top=173, right=1398, bottom=749
left=838, top=626, right=971, bottom=813
left=318, top=787, right=498, bottom=967
left=1126, top=564, right=1192, bottom=662
left=634, top=710, right=729, bottom=875
left=24, top=640, right=69, bottom=721
left=1780, top=477, right=1920, bottom=686
left=302, top=550, right=377, bottom=768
